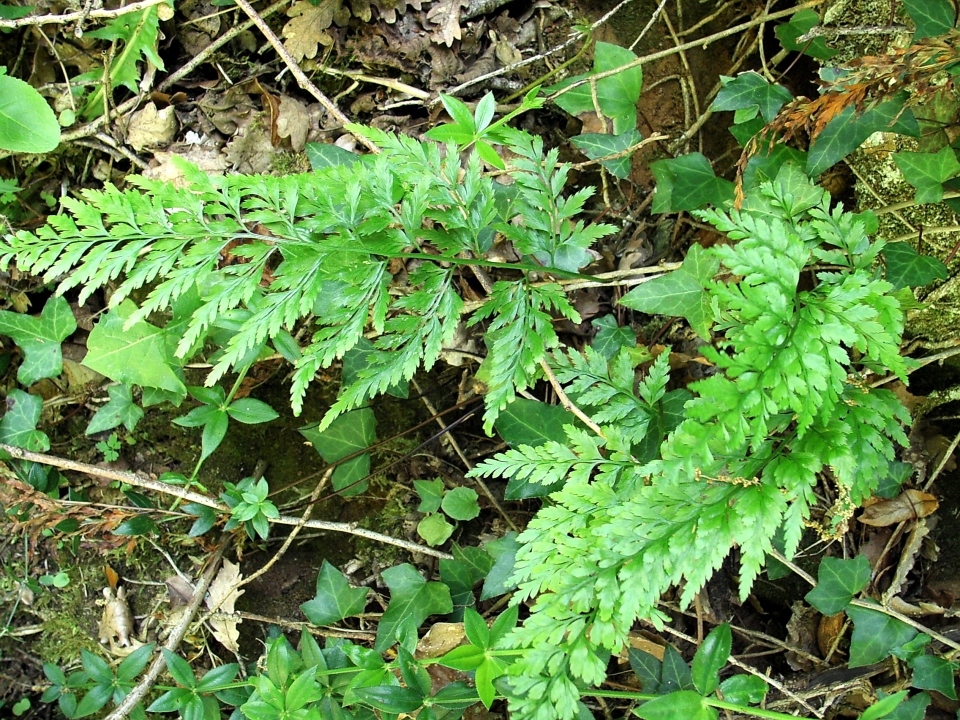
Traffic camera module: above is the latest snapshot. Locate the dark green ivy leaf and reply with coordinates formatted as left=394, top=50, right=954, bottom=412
left=847, top=603, right=918, bottom=667
left=902, top=0, right=955, bottom=40
left=0, top=389, right=49, bottom=452
left=300, top=560, right=369, bottom=626
left=481, top=532, right=519, bottom=600
left=882, top=242, right=948, bottom=291
left=909, top=655, right=958, bottom=699
left=571, top=128, right=642, bottom=179
left=713, top=72, right=794, bottom=123
left=0, top=295, right=76, bottom=386
left=650, top=153, right=734, bottom=213
left=894, top=147, right=960, bottom=204
left=805, top=555, right=871, bottom=616
left=775, top=9, right=840, bottom=60
left=375, top=564, right=452, bottom=652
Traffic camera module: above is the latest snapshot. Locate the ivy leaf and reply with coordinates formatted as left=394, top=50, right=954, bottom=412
left=83, top=301, right=186, bottom=396
left=909, top=655, right=958, bottom=699
left=591, top=315, right=636, bottom=359
left=713, top=72, right=794, bottom=123
left=847, top=603, right=919, bottom=667
left=894, top=147, right=960, bottom=204
left=300, top=560, right=369, bottom=626
left=440, top=545, right=494, bottom=617
left=86, top=384, right=144, bottom=434
left=481, top=532, right=519, bottom=600
left=635, top=690, right=717, bottom=720
left=571, top=129, right=642, bottom=179
left=902, top=0, right=955, bottom=40
left=629, top=648, right=662, bottom=694
left=0, top=389, right=49, bottom=452
left=775, top=9, right=839, bottom=60
left=300, top=407, right=376, bottom=496
left=691, top=623, right=731, bottom=695
left=805, top=555, right=871, bottom=616
left=441, top=487, right=480, bottom=521
left=650, top=153, right=734, bottom=213
left=882, top=242, right=949, bottom=291
left=807, top=100, right=919, bottom=176
left=414, top=478, right=444, bottom=513
left=375, top=564, right=452, bottom=652
left=0, top=295, right=76, bottom=386
left=418, top=513, right=455, bottom=546
left=619, top=243, right=718, bottom=339
left=551, top=42, right=643, bottom=134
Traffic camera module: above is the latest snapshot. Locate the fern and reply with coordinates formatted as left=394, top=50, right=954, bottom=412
left=469, top=165, right=911, bottom=720
left=0, top=111, right=614, bottom=431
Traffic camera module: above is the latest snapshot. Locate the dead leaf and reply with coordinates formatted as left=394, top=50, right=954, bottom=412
left=626, top=633, right=665, bottom=661
left=426, top=0, right=466, bottom=46
left=99, top=586, right=134, bottom=647
left=205, top=559, right=245, bottom=653
left=105, top=565, right=120, bottom=590
left=817, top=612, right=845, bottom=659
left=416, top=622, right=466, bottom=658
left=858, top=489, right=939, bottom=527
left=126, top=103, right=178, bottom=151
left=165, top=575, right=195, bottom=608
left=144, top=146, right=230, bottom=185
left=277, top=95, right=310, bottom=151
left=282, top=0, right=349, bottom=62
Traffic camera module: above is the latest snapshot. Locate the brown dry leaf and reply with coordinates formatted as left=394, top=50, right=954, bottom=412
left=817, top=612, right=845, bottom=658
left=372, top=0, right=420, bottom=23
left=625, top=633, right=665, bottom=661
left=277, top=95, right=310, bottom=151
left=98, top=586, right=134, bottom=648
left=165, top=575, right=195, bottom=608
left=144, top=146, right=230, bottom=185
left=415, top=622, right=466, bottom=659
left=426, top=0, right=466, bottom=46
left=105, top=565, right=120, bottom=590
left=206, top=559, right=245, bottom=653
left=282, top=0, right=348, bottom=61
left=859, top=489, right=939, bottom=527
left=126, top=103, right=178, bottom=151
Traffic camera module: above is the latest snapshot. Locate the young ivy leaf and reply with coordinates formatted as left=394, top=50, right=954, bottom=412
left=375, top=564, right=452, bottom=652
left=619, top=243, right=719, bottom=339
left=882, top=242, right=948, bottom=291
left=299, top=560, right=369, bottom=626
left=591, top=315, right=637, bottom=359
left=300, top=407, right=376, bottom=496
left=0, top=295, right=76, bottom=386
left=805, top=554, right=872, bottom=616
left=571, top=128, right=643, bottom=179
left=86, top=384, right=144, bottom=434
left=418, top=513, right=455, bottom=546
left=895, top=147, right=960, bottom=204
left=481, top=532, right=519, bottom=600
left=414, top=479, right=444, bottom=513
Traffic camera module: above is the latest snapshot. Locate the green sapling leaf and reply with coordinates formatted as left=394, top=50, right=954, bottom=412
left=0, top=74, right=61, bottom=153
left=417, top=513, right=454, bottom=546
left=199, top=408, right=228, bottom=461
left=634, top=690, right=716, bottom=720
left=226, top=398, right=279, bottom=424
left=691, top=623, right=731, bottom=695
left=0, top=295, right=75, bottom=386
left=481, top=532, right=519, bottom=600
left=718, top=674, right=768, bottom=705
left=805, top=555, right=872, bottom=616
left=353, top=686, right=424, bottom=713
left=857, top=691, right=909, bottom=720
left=441, top=487, right=480, bottom=521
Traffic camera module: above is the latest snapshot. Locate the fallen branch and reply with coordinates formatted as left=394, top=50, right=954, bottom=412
left=0, top=444, right=452, bottom=560
left=0, top=0, right=169, bottom=29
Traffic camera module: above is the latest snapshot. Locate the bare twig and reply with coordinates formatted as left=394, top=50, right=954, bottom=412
left=538, top=359, right=606, bottom=439
left=229, top=0, right=379, bottom=153
left=798, top=24, right=911, bottom=43
left=924, top=428, right=960, bottom=491
left=0, top=445, right=453, bottom=559
left=102, top=542, right=228, bottom=720
left=0, top=0, right=168, bottom=28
